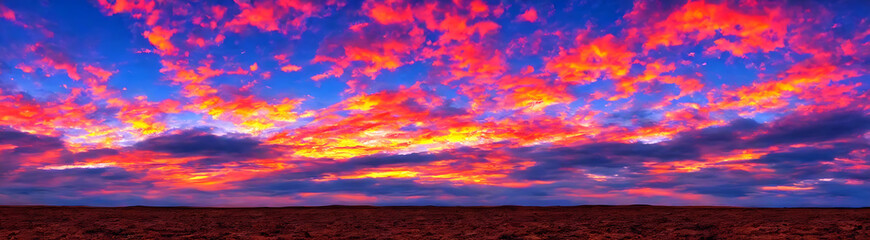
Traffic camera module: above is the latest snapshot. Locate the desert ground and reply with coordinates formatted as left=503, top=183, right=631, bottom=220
left=1, top=205, right=868, bottom=239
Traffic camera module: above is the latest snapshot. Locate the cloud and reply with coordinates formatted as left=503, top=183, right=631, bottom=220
left=134, top=129, right=277, bottom=158
left=0, top=128, right=65, bottom=153
left=546, top=34, right=634, bottom=84
left=749, top=110, right=870, bottom=147
left=0, top=128, right=65, bottom=175
left=0, top=0, right=867, bottom=207
left=517, top=8, right=538, bottom=22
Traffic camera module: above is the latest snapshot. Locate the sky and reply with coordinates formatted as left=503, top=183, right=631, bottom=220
left=0, top=0, right=868, bottom=207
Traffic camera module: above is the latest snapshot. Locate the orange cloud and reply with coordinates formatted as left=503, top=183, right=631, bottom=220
left=312, top=23, right=425, bottom=80
left=642, top=1, right=787, bottom=56
left=364, top=0, right=414, bottom=25
left=497, top=75, right=575, bottom=112
left=143, top=26, right=178, bottom=55
left=709, top=60, right=861, bottom=115
left=224, top=0, right=340, bottom=34
left=546, top=34, right=634, bottom=85
left=280, top=64, right=301, bottom=72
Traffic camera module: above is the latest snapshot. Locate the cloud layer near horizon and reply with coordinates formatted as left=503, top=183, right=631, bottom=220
left=0, top=0, right=868, bottom=207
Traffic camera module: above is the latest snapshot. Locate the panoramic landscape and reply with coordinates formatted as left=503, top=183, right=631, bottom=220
left=0, top=0, right=868, bottom=238
left=2, top=206, right=870, bottom=239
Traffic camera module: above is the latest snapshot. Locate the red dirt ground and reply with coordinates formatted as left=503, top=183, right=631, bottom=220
left=1, top=206, right=868, bottom=239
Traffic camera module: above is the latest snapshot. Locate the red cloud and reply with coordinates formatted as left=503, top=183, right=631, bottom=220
left=0, top=0, right=867, bottom=207
left=642, top=1, right=787, bottom=56
left=143, top=26, right=179, bottom=56
left=517, top=8, right=538, bottom=22
left=546, top=34, right=634, bottom=85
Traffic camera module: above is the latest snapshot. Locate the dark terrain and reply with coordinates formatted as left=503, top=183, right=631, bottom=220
left=1, top=205, right=868, bottom=239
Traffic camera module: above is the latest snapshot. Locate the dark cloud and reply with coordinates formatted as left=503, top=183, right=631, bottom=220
left=0, top=160, right=15, bottom=176
left=509, top=110, right=870, bottom=195
left=12, top=167, right=142, bottom=185
left=753, top=146, right=854, bottom=164
left=60, top=148, right=119, bottom=164
left=739, top=140, right=868, bottom=180
left=659, top=168, right=783, bottom=197
left=428, top=101, right=469, bottom=118
left=238, top=178, right=488, bottom=197
left=605, top=109, right=658, bottom=127
left=0, top=166, right=153, bottom=206
left=510, top=142, right=696, bottom=181
left=666, top=118, right=760, bottom=152
left=748, top=110, right=870, bottom=147
left=813, top=182, right=870, bottom=199
left=0, top=127, right=65, bottom=153
left=0, top=128, right=66, bottom=174
left=134, top=129, right=277, bottom=159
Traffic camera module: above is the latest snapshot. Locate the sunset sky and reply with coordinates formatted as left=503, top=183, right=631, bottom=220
left=0, top=0, right=868, bottom=207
